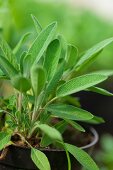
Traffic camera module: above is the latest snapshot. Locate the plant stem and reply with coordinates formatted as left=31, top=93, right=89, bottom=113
left=18, top=92, right=22, bottom=112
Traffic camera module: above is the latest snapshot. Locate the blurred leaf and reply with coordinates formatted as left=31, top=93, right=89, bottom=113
left=66, top=44, right=78, bottom=70
left=76, top=37, right=113, bottom=69
left=31, top=148, right=50, bottom=170
left=13, top=32, right=31, bottom=55
left=0, top=35, right=16, bottom=64
left=45, top=60, right=65, bottom=97
left=65, top=120, right=85, bottom=132
left=35, top=123, right=63, bottom=142
left=44, top=39, right=61, bottom=81
left=0, top=132, right=11, bottom=150
left=46, top=104, right=93, bottom=121
left=30, top=65, right=46, bottom=97
left=57, top=74, right=107, bottom=97
left=87, top=86, right=113, bottom=96
left=0, top=55, right=18, bottom=77
left=25, top=21, right=57, bottom=66
left=84, top=115, right=105, bottom=124
left=65, top=143, right=99, bottom=170
left=41, top=120, right=67, bottom=147
left=23, top=54, right=33, bottom=77
left=31, top=14, right=42, bottom=33
left=11, top=75, right=31, bottom=92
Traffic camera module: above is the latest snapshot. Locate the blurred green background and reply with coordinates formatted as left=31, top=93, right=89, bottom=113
left=1, top=0, right=113, bottom=70
left=0, top=0, right=113, bottom=169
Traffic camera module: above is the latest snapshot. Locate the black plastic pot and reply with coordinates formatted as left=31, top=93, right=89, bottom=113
left=0, top=127, right=98, bottom=170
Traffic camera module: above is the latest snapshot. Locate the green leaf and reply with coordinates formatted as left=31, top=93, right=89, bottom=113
left=23, top=54, right=33, bottom=77
left=66, top=45, right=78, bottom=70
left=0, top=35, right=16, bottom=63
left=93, top=70, right=113, bottom=76
left=57, top=34, right=67, bottom=59
left=44, top=39, right=61, bottom=81
left=87, top=86, right=113, bottom=96
left=45, top=60, right=65, bottom=97
left=31, top=14, right=42, bottom=33
left=19, top=51, right=27, bottom=73
left=84, top=115, right=105, bottom=124
left=41, top=120, right=67, bottom=147
left=0, top=132, right=11, bottom=150
left=57, top=74, right=107, bottom=97
left=11, top=75, right=31, bottom=92
left=25, top=22, right=57, bottom=66
left=30, top=65, right=46, bottom=97
left=35, top=123, right=63, bottom=142
left=76, top=37, right=113, bottom=69
left=46, top=104, right=93, bottom=121
left=65, top=143, right=99, bottom=170
left=13, top=32, right=31, bottom=55
left=76, top=49, right=103, bottom=72
left=0, top=55, right=18, bottom=78
left=65, top=120, right=85, bottom=132
left=31, top=148, right=50, bottom=170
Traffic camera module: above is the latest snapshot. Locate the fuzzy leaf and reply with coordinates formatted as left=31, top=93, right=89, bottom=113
left=0, top=132, right=11, bottom=150
left=46, top=104, right=93, bottom=121
left=41, top=120, right=67, bottom=147
left=0, top=55, right=18, bottom=78
left=44, top=39, right=61, bottom=80
left=65, top=120, right=85, bottom=132
left=11, top=75, right=31, bottom=92
left=66, top=45, right=78, bottom=70
left=31, top=148, right=50, bottom=170
left=0, top=35, right=15, bottom=63
left=57, top=74, right=107, bottom=97
left=30, top=65, right=46, bottom=97
left=65, top=143, right=99, bottom=170
left=45, top=60, right=65, bottom=97
left=76, top=37, right=113, bottom=69
left=35, top=123, right=63, bottom=142
left=87, top=86, right=113, bottom=96
left=23, top=54, right=33, bottom=77
left=85, top=115, right=105, bottom=124
left=13, top=32, right=31, bottom=55
left=25, top=22, right=57, bottom=66
left=31, top=14, right=42, bottom=33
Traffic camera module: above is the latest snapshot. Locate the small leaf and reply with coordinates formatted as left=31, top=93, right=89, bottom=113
left=44, top=39, right=61, bottom=81
left=31, top=148, right=50, bottom=170
left=11, top=75, right=31, bottom=92
left=65, top=143, right=99, bottom=170
left=30, top=65, right=46, bottom=97
left=0, top=55, right=18, bottom=78
left=65, top=120, right=85, bottom=132
left=66, top=45, right=78, bottom=70
left=46, top=104, right=93, bottom=121
left=13, top=32, right=31, bottom=55
left=25, top=22, right=57, bottom=66
left=57, top=74, right=107, bottom=97
left=31, top=14, right=42, bottom=33
left=35, top=123, right=63, bottom=142
left=0, top=132, right=11, bottom=150
left=87, top=86, right=113, bottom=96
left=76, top=37, right=113, bottom=69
